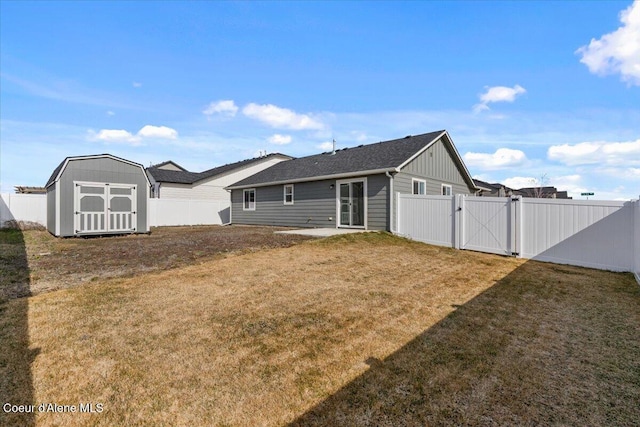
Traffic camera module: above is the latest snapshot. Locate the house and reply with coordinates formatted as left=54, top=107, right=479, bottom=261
left=473, top=179, right=572, bottom=199
left=14, top=186, right=46, bottom=194
left=226, top=130, right=477, bottom=231
left=146, top=154, right=292, bottom=200
left=46, top=154, right=150, bottom=237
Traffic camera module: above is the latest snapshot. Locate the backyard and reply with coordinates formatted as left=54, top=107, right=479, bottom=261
left=1, top=227, right=639, bottom=426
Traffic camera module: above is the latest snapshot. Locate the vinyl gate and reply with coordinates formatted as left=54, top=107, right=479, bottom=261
left=459, top=196, right=519, bottom=256
left=74, top=182, right=137, bottom=234
left=397, top=194, right=639, bottom=274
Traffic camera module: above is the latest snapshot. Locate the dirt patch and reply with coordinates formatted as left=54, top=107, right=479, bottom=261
left=0, top=225, right=312, bottom=299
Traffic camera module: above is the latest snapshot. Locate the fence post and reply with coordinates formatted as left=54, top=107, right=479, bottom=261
left=454, top=194, right=464, bottom=249
left=395, top=191, right=400, bottom=235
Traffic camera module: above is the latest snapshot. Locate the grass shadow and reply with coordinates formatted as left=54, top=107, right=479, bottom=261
left=1, top=228, right=38, bottom=427
left=289, top=260, right=640, bottom=426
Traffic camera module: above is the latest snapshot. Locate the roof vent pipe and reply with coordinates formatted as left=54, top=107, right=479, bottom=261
left=332, top=139, right=336, bottom=155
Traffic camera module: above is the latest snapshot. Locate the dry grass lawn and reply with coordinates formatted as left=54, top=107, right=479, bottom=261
left=1, top=232, right=639, bottom=426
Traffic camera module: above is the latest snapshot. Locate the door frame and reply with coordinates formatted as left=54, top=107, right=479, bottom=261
left=74, top=181, right=137, bottom=235
left=335, top=177, right=368, bottom=229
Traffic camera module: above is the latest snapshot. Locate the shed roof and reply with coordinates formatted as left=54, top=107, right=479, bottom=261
left=146, top=153, right=292, bottom=185
left=228, top=130, right=476, bottom=189
left=46, top=154, right=149, bottom=188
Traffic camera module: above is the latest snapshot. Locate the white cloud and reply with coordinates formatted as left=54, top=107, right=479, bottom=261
left=137, top=125, right=178, bottom=139
left=106, top=111, right=115, bottom=116
left=502, top=176, right=537, bottom=189
left=132, top=82, right=142, bottom=88
left=94, top=129, right=140, bottom=144
left=203, top=100, right=239, bottom=117
left=242, top=103, right=324, bottom=130
left=474, top=85, right=526, bottom=112
left=90, top=124, right=178, bottom=145
left=463, top=148, right=528, bottom=170
left=576, top=0, right=640, bottom=86
left=548, top=139, right=640, bottom=166
left=267, top=134, right=292, bottom=145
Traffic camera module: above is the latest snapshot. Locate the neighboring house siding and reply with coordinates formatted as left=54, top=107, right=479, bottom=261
left=232, top=179, right=336, bottom=228
left=231, top=174, right=390, bottom=230
left=57, top=158, right=149, bottom=237
left=157, top=157, right=287, bottom=200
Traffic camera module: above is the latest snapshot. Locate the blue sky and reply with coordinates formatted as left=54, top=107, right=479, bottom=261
left=1, top=1, right=638, bottom=200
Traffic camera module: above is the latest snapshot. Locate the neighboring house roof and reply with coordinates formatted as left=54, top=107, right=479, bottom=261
left=46, top=153, right=149, bottom=188
left=472, top=179, right=503, bottom=192
left=146, top=153, right=293, bottom=185
left=228, top=130, right=476, bottom=189
left=14, top=186, right=47, bottom=194
left=150, top=160, right=188, bottom=171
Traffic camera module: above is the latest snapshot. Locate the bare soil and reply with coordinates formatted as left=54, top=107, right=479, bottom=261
left=0, top=225, right=312, bottom=299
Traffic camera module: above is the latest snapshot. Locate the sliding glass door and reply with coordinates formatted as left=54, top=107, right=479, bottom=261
left=337, top=179, right=366, bottom=228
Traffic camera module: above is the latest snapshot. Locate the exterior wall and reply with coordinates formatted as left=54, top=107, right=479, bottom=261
left=391, top=138, right=474, bottom=231
left=158, top=156, right=288, bottom=200
left=47, top=186, right=56, bottom=233
left=56, top=158, right=149, bottom=236
left=231, top=173, right=390, bottom=230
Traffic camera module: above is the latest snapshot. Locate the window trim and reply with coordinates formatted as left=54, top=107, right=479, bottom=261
left=441, top=183, right=453, bottom=196
left=283, top=184, right=294, bottom=205
left=412, top=178, right=426, bottom=195
left=243, top=188, right=256, bottom=211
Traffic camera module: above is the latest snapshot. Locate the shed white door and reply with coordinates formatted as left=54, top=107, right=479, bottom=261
left=74, top=182, right=137, bottom=234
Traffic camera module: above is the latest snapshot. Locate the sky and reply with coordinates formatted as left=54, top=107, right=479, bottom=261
left=1, top=1, right=639, bottom=200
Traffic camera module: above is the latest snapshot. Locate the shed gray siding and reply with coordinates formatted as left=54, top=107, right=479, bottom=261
left=231, top=174, right=390, bottom=230
left=55, top=157, right=149, bottom=236
left=46, top=184, right=56, bottom=234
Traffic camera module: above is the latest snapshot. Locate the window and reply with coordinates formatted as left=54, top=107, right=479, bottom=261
left=284, top=184, right=294, bottom=205
left=243, top=189, right=256, bottom=211
left=412, top=179, right=426, bottom=195
left=441, top=184, right=452, bottom=196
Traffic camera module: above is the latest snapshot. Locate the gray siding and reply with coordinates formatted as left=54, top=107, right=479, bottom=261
left=391, top=138, right=475, bottom=230
left=231, top=174, right=390, bottom=231
left=232, top=179, right=336, bottom=228
left=47, top=185, right=56, bottom=234
left=56, top=157, right=149, bottom=236
left=366, top=174, right=389, bottom=231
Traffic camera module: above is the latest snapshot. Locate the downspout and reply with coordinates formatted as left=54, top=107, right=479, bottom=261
left=386, top=171, right=395, bottom=233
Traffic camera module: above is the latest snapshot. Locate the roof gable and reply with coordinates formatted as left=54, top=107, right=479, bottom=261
left=46, top=154, right=149, bottom=188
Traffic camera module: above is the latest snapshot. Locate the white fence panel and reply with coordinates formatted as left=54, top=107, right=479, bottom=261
left=635, top=200, right=640, bottom=282
left=149, top=198, right=230, bottom=227
left=397, top=194, right=454, bottom=247
left=397, top=194, right=639, bottom=277
left=521, top=198, right=636, bottom=272
left=460, top=196, right=516, bottom=256
left=0, top=193, right=47, bottom=227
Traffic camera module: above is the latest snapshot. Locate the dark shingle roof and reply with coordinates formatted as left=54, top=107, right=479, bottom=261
left=146, top=153, right=292, bottom=184
left=229, top=131, right=446, bottom=188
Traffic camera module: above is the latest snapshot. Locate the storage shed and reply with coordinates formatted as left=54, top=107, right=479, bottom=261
left=46, top=154, right=150, bottom=237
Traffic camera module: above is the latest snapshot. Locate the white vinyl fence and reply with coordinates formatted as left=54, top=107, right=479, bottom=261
left=148, top=198, right=230, bottom=226
left=1, top=194, right=231, bottom=228
left=397, top=194, right=640, bottom=279
left=0, top=193, right=47, bottom=227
